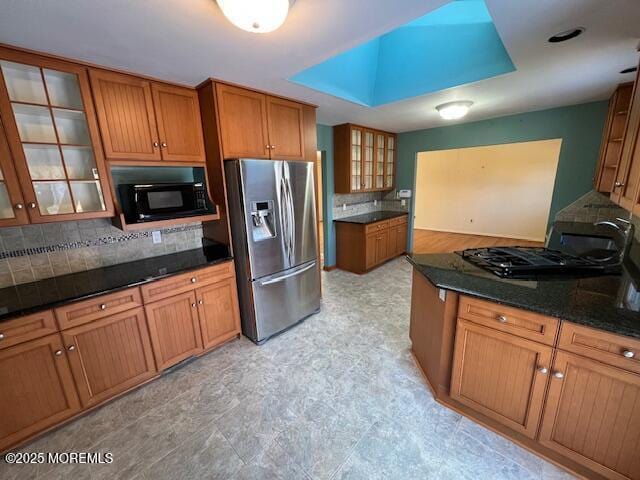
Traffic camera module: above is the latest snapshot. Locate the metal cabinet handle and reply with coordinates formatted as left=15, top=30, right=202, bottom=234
left=161, top=142, right=167, bottom=148
left=497, top=315, right=508, bottom=323
left=623, top=350, right=636, bottom=358
left=100, top=304, right=107, bottom=310
left=0, top=333, right=4, bottom=340
left=191, top=303, right=197, bottom=308
left=553, top=371, right=564, bottom=379
left=153, top=141, right=159, bottom=147
left=538, top=367, right=548, bottom=374
left=198, top=300, right=203, bottom=305
left=265, top=145, right=271, bottom=150
left=191, top=277, right=197, bottom=283
left=615, top=181, right=625, bottom=187
left=54, top=350, right=63, bottom=357
left=14, top=203, right=23, bottom=210
left=271, top=145, right=276, bottom=150
left=28, top=202, right=36, bottom=209
left=67, top=345, right=75, bottom=351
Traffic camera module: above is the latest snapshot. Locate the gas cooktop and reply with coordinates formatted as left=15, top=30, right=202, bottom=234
left=457, top=247, right=618, bottom=279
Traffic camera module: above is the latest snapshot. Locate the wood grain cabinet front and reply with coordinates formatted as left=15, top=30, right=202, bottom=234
left=0, top=310, right=57, bottom=350
left=196, top=278, right=241, bottom=351
left=145, top=291, right=203, bottom=371
left=90, top=69, right=204, bottom=163
left=539, top=351, right=640, bottom=480
left=0, top=334, right=81, bottom=451
left=450, top=318, right=553, bottom=439
left=61, top=307, right=156, bottom=408
left=0, top=115, right=29, bottom=227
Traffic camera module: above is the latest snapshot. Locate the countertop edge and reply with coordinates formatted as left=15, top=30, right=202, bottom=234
left=333, top=211, right=408, bottom=224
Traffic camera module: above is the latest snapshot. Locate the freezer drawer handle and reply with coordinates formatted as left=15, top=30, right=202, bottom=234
left=260, top=262, right=316, bottom=286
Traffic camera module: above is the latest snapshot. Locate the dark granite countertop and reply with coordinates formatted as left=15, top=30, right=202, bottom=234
left=406, top=248, right=640, bottom=340
left=333, top=211, right=408, bottom=224
left=0, top=241, right=232, bottom=322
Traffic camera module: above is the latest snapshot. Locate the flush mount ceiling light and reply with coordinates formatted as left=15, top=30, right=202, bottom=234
left=548, top=27, right=585, bottom=43
left=216, top=0, right=293, bottom=33
left=436, top=101, right=474, bottom=120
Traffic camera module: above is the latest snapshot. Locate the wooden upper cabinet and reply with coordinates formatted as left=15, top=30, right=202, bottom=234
left=0, top=334, right=81, bottom=451
left=0, top=115, right=28, bottom=226
left=196, top=278, right=241, bottom=351
left=90, top=69, right=204, bottom=163
left=266, top=96, right=304, bottom=160
left=90, top=70, right=160, bottom=161
left=61, top=307, right=156, bottom=408
left=151, top=83, right=205, bottom=162
left=0, top=49, right=114, bottom=223
left=450, top=319, right=552, bottom=439
left=333, top=123, right=396, bottom=193
left=215, top=83, right=270, bottom=159
left=539, top=351, right=640, bottom=480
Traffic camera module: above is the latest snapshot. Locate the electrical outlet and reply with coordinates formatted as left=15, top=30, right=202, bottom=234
left=342, top=203, right=346, bottom=211
left=374, top=199, right=377, bottom=206
left=401, top=199, right=406, bottom=207
left=152, top=231, right=162, bottom=244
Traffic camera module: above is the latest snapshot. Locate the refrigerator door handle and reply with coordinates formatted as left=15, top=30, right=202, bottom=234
left=285, top=175, right=296, bottom=261
left=260, top=262, right=316, bottom=286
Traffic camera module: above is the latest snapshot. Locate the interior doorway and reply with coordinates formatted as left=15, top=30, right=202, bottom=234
left=316, top=151, right=324, bottom=266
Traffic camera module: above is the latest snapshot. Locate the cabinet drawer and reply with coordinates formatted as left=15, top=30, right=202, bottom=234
left=55, top=287, right=143, bottom=330
left=558, top=322, right=640, bottom=374
left=0, top=311, right=57, bottom=350
left=458, top=296, right=559, bottom=346
left=140, top=261, right=235, bottom=304
left=389, top=215, right=407, bottom=227
left=365, top=220, right=389, bottom=234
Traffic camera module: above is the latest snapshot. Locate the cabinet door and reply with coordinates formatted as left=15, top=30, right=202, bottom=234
left=375, top=132, right=385, bottom=190
left=266, top=96, right=304, bottom=160
left=0, top=334, right=81, bottom=451
left=0, top=52, right=114, bottom=222
left=89, top=69, right=161, bottom=161
left=145, top=291, right=203, bottom=371
left=61, top=307, right=156, bottom=408
left=450, top=319, right=552, bottom=438
left=385, top=134, right=395, bottom=189
left=365, top=232, right=377, bottom=269
left=151, top=83, right=205, bottom=163
left=392, top=223, right=407, bottom=256
left=215, top=83, right=269, bottom=159
left=350, top=126, right=363, bottom=192
left=196, top=278, right=240, bottom=351
left=362, top=130, right=374, bottom=190
left=539, top=351, right=640, bottom=480
left=375, top=229, right=389, bottom=263
left=0, top=115, right=28, bottom=226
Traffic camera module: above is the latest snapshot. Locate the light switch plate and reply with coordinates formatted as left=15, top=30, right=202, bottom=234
left=152, top=231, right=162, bottom=244
left=438, top=289, right=446, bottom=302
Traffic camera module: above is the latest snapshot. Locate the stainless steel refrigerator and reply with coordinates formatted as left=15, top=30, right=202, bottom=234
left=225, top=159, right=321, bottom=344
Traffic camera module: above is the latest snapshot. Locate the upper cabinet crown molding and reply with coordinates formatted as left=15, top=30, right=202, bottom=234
left=90, top=69, right=205, bottom=164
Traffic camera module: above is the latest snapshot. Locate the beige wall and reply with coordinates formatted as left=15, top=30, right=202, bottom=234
left=414, top=139, right=562, bottom=241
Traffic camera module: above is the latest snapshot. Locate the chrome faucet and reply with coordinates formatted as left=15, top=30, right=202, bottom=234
left=593, top=217, right=634, bottom=262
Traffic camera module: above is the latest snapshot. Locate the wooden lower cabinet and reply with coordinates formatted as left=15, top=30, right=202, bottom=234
left=388, top=222, right=408, bottom=257
left=539, top=351, right=640, bottom=480
left=365, top=230, right=389, bottom=269
left=0, top=334, right=81, bottom=451
left=450, top=319, right=553, bottom=438
left=145, top=291, right=203, bottom=370
left=61, top=308, right=157, bottom=408
left=196, top=279, right=241, bottom=351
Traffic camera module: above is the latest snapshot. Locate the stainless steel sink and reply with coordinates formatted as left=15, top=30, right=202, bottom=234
left=559, top=233, right=619, bottom=262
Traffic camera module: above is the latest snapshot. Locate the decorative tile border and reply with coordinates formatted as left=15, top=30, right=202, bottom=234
left=0, top=224, right=202, bottom=260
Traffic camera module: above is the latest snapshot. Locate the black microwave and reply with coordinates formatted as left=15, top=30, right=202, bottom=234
left=118, top=182, right=213, bottom=223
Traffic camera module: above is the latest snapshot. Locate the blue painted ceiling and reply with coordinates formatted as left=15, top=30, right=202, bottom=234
left=289, top=0, right=515, bottom=107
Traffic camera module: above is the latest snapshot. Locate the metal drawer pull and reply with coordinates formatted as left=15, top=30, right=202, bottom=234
left=623, top=350, right=636, bottom=358
left=497, top=315, right=508, bottom=323
left=0, top=333, right=4, bottom=340
left=553, top=371, right=564, bottom=379
left=54, top=350, right=63, bottom=357
left=191, top=277, right=197, bottom=283
left=100, top=304, right=107, bottom=310
left=538, top=367, right=548, bottom=374
left=67, top=345, right=75, bottom=351
left=260, top=262, right=316, bottom=286
left=198, top=300, right=203, bottom=305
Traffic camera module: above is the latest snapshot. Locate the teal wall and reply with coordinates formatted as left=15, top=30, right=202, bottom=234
left=317, top=124, right=336, bottom=266
left=396, top=101, right=609, bottom=251
left=317, top=100, right=608, bottom=266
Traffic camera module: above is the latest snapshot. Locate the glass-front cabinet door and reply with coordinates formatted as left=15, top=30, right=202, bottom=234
left=363, top=130, right=374, bottom=190
left=0, top=50, right=112, bottom=222
left=350, top=127, right=362, bottom=191
left=385, top=135, right=395, bottom=189
left=0, top=116, right=28, bottom=226
left=375, top=133, right=385, bottom=190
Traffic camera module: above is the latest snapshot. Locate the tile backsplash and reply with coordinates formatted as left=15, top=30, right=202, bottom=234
left=554, top=190, right=628, bottom=224
left=333, top=190, right=409, bottom=220
left=0, top=219, right=203, bottom=288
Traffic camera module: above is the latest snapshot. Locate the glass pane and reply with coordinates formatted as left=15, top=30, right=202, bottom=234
left=33, top=181, right=74, bottom=215
left=0, top=183, right=14, bottom=219
left=70, top=181, right=105, bottom=212
left=62, top=146, right=98, bottom=180
left=43, top=69, right=83, bottom=109
left=52, top=109, right=90, bottom=145
left=12, top=103, right=56, bottom=142
left=0, top=61, right=47, bottom=104
left=387, top=136, right=394, bottom=149
left=23, top=144, right=65, bottom=180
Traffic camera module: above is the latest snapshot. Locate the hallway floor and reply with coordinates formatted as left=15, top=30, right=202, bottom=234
left=413, top=229, right=543, bottom=254
left=3, top=259, right=574, bottom=480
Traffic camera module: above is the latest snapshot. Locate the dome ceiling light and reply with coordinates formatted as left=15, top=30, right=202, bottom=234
left=436, top=101, right=474, bottom=120
left=216, top=0, right=293, bottom=34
